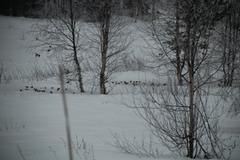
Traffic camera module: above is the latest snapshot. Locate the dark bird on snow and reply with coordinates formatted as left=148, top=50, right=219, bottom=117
left=35, top=53, right=40, bottom=57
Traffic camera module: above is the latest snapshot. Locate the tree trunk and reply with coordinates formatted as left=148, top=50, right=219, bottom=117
left=70, top=0, right=85, bottom=93
left=74, top=51, right=85, bottom=93
left=100, top=37, right=107, bottom=94
left=175, top=0, right=183, bottom=86
left=186, top=0, right=194, bottom=158
left=100, top=67, right=106, bottom=94
left=151, top=0, right=156, bottom=20
left=222, top=5, right=239, bottom=87
left=100, top=2, right=111, bottom=94
left=222, top=20, right=228, bottom=86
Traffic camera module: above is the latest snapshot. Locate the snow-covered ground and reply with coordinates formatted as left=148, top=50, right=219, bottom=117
left=0, top=16, right=239, bottom=160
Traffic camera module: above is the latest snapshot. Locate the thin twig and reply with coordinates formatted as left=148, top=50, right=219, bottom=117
left=16, top=145, right=27, bottom=160
left=59, top=66, right=73, bottom=160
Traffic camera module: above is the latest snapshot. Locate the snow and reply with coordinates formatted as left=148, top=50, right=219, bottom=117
left=0, top=15, right=239, bottom=160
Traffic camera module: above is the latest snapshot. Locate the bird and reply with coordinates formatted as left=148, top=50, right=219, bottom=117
left=35, top=53, right=40, bottom=57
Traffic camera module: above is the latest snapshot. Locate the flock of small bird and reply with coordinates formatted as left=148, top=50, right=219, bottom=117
left=20, top=85, right=75, bottom=94
left=107, top=80, right=166, bottom=87
left=20, top=81, right=166, bottom=94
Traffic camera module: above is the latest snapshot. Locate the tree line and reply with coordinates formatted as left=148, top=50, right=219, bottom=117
left=0, top=0, right=164, bottom=20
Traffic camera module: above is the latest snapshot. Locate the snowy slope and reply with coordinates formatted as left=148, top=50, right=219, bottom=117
left=0, top=16, right=240, bottom=160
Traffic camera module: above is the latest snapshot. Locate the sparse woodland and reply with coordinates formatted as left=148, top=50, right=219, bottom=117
left=0, top=0, right=239, bottom=159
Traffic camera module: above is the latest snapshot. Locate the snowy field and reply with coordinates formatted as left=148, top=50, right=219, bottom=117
left=0, top=16, right=240, bottom=160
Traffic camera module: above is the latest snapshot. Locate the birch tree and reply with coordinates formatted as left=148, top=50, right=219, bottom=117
left=84, top=0, right=132, bottom=94
left=218, top=0, right=240, bottom=87
left=33, top=0, right=85, bottom=92
left=124, top=0, right=235, bottom=159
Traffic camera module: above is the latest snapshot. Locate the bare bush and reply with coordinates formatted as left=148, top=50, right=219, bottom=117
left=0, top=118, right=26, bottom=132
left=106, top=131, right=161, bottom=158
left=0, top=60, right=9, bottom=83
left=11, top=61, right=59, bottom=82
left=121, top=83, right=236, bottom=159
left=59, top=136, right=95, bottom=160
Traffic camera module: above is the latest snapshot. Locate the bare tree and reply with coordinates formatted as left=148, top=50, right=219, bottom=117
left=138, top=0, right=186, bottom=85
left=32, top=0, right=85, bottom=92
left=218, top=0, right=240, bottom=87
left=172, top=0, right=184, bottom=85
left=121, top=0, right=235, bottom=159
left=84, top=0, right=132, bottom=94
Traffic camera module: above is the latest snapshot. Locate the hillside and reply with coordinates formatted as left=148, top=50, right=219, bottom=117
left=0, top=15, right=240, bottom=160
